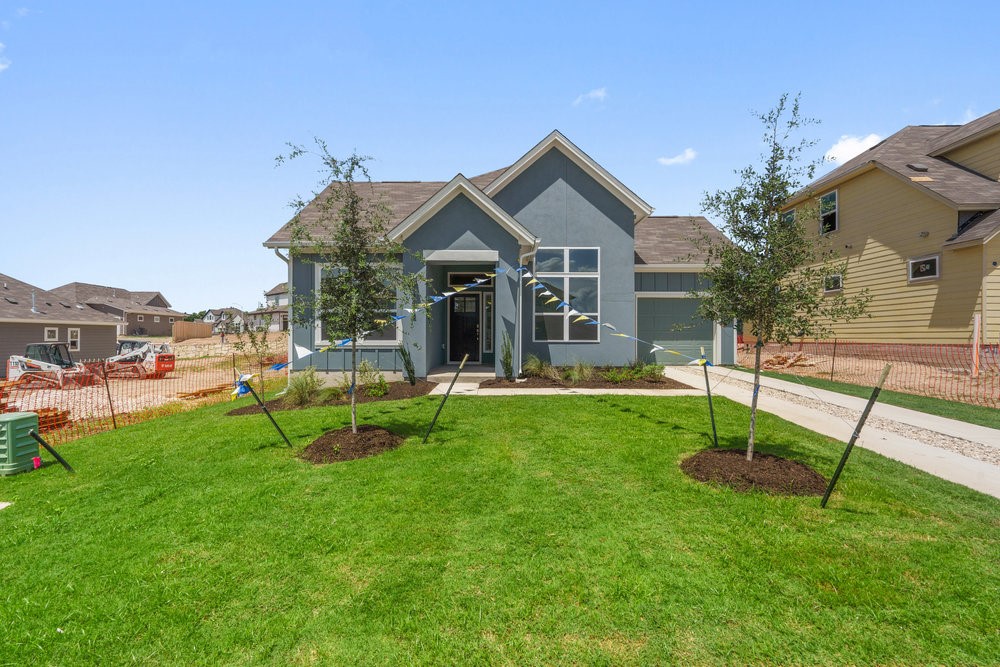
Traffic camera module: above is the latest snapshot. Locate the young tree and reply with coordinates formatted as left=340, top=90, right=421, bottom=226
left=695, top=94, right=870, bottom=461
left=279, top=142, right=421, bottom=434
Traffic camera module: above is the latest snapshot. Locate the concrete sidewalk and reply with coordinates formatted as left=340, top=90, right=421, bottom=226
left=663, top=365, right=1000, bottom=500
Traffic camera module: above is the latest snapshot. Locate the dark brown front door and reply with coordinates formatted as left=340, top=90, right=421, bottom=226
left=449, top=295, right=480, bottom=363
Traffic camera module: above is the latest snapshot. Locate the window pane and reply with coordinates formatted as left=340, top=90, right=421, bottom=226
left=535, top=314, right=564, bottom=341
left=535, top=249, right=564, bottom=273
left=910, top=257, right=938, bottom=280
left=363, top=325, right=397, bottom=342
left=568, top=318, right=599, bottom=341
left=569, top=248, right=598, bottom=273
left=820, top=192, right=837, bottom=214
left=568, top=277, right=598, bottom=313
left=483, top=294, right=494, bottom=353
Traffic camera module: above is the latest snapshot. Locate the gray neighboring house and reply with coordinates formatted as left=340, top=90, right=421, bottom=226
left=1, top=273, right=119, bottom=377
left=50, top=282, right=186, bottom=337
left=264, top=131, right=735, bottom=378
left=202, top=308, right=246, bottom=334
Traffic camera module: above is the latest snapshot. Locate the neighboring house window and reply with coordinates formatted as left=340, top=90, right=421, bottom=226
left=68, top=328, right=81, bottom=352
left=315, top=265, right=399, bottom=345
left=781, top=210, right=795, bottom=225
left=137, top=315, right=144, bottom=322
left=824, top=274, right=843, bottom=293
left=154, top=316, right=160, bottom=323
left=44, top=327, right=58, bottom=341
left=908, top=254, right=940, bottom=282
left=820, top=191, right=838, bottom=234
left=533, top=247, right=600, bottom=342
left=169, top=317, right=175, bottom=323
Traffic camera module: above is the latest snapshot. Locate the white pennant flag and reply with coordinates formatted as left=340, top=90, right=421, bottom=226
left=294, top=344, right=314, bottom=360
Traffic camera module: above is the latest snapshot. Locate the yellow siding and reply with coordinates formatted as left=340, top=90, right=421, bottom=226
left=803, top=169, right=983, bottom=343
left=985, top=237, right=1000, bottom=344
left=942, top=132, right=1000, bottom=181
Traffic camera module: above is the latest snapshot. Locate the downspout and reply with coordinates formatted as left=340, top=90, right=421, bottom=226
left=273, top=247, right=291, bottom=388
left=516, top=241, right=540, bottom=378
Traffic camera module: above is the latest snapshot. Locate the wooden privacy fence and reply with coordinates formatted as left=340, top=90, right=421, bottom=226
left=738, top=340, right=1000, bottom=408
left=172, top=321, right=213, bottom=342
left=0, top=352, right=288, bottom=445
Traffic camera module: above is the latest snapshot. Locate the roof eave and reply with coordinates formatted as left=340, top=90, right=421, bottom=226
left=482, top=130, right=653, bottom=220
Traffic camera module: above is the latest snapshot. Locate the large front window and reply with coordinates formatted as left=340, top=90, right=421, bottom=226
left=533, top=247, right=600, bottom=342
left=315, top=265, right=399, bottom=345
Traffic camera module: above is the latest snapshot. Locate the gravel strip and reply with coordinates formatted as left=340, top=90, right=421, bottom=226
left=695, top=369, right=1000, bottom=467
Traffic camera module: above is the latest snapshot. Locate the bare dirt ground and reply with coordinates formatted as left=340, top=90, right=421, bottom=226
left=3, top=332, right=291, bottom=423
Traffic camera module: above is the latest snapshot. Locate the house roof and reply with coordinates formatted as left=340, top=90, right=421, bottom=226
left=928, top=108, right=1000, bottom=156
left=482, top=130, right=654, bottom=221
left=83, top=295, right=186, bottom=318
left=944, top=209, right=1000, bottom=248
left=0, top=273, right=119, bottom=325
left=634, top=216, right=728, bottom=266
left=389, top=174, right=538, bottom=246
left=264, top=282, right=288, bottom=296
left=206, top=307, right=245, bottom=318
left=790, top=124, right=1000, bottom=210
left=51, top=282, right=172, bottom=308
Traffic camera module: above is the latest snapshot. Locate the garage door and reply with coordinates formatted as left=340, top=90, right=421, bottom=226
left=636, top=298, right=714, bottom=365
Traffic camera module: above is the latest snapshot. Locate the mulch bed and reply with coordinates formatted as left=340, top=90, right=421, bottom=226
left=681, top=448, right=828, bottom=496
left=299, top=425, right=404, bottom=463
left=480, top=376, right=692, bottom=390
left=227, top=380, right=435, bottom=416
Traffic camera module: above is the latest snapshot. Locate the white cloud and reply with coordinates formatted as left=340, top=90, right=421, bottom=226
left=0, top=42, right=8, bottom=73
left=572, top=87, right=607, bottom=106
left=824, top=134, right=882, bottom=164
left=657, top=148, right=697, bottom=166
left=16, top=8, right=30, bottom=17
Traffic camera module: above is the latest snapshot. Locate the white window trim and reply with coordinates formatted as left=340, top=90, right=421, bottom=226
left=313, top=263, right=401, bottom=347
left=153, top=316, right=160, bottom=323
left=44, top=327, right=58, bottom=342
left=824, top=274, right=844, bottom=293
left=908, top=254, right=941, bottom=283
left=68, top=328, right=81, bottom=352
left=532, top=247, right=601, bottom=344
left=819, top=190, right=839, bottom=235
left=136, top=314, right=144, bottom=322
left=169, top=317, right=175, bottom=324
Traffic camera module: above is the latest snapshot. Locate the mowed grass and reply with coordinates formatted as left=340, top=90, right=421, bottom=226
left=1, top=394, right=998, bottom=665
left=751, top=367, right=1000, bottom=429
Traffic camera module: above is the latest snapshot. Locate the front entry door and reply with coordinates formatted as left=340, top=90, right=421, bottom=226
left=449, top=295, right=480, bottom=363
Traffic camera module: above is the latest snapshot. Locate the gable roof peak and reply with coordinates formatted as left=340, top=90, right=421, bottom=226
left=482, top=130, right=653, bottom=221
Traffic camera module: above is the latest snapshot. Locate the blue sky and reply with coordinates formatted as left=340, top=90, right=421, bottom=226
left=2, top=1, right=998, bottom=314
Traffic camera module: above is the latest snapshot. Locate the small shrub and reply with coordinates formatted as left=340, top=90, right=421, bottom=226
left=284, top=367, right=322, bottom=407
left=398, top=345, right=417, bottom=386
left=522, top=354, right=545, bottom=377
left=357, top=359, right=383, bottom=386
left=563, top=361, right=594, bottom=385
left=600, top=367, right=630, bottom=384
left=541, top=363, right=562, bottom=383
left=500, top=332, right=514, bottom=380
left=365, top=376, right=389, bottom=398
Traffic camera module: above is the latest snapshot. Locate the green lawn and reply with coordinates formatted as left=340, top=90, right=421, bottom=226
left=1, top=395, right=998, bottom=665
left=748, top=367, right=1000, bottom=430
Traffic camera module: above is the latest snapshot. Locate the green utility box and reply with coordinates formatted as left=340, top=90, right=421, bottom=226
left=0, top=412, right=40, bottom=476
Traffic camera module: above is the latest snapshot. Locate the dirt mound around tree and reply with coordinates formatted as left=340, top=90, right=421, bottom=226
left=299, top=425, right=404, bottom=463
left=681, top=448, right=827, bottom=496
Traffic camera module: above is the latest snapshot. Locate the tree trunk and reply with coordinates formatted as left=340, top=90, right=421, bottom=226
left=350, top=340, right=358, bottom=434
left=747, top=340, right=763, bottom=461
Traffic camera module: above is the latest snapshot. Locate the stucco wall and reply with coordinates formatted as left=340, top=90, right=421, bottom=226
left=492, top=148, right=637, bottom=366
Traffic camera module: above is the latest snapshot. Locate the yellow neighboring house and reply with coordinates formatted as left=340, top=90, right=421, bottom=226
left=785, top=108, right=1000, bottom=345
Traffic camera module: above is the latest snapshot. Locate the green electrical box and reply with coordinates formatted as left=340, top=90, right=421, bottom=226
left=0, top=412, right=40, bottom=476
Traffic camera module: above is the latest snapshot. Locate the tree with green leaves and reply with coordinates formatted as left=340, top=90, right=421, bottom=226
left=279, top=141, right=422, bottom=434
left=695, top=94, right=870, bottom=461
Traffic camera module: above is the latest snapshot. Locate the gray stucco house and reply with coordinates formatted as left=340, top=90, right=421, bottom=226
left=264, top=131, right=735, bottom=378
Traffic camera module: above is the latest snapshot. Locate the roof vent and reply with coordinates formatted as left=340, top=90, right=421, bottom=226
left=4, top=297, right=16, bottom=304
left=907, top=162, right=930, bottom=172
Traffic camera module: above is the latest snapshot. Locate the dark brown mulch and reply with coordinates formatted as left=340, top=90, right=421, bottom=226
left=299, top=425, right=404, bottom=464
left=227, top=380, right=435, bottom=416
left=479, top=376, right=692, bottom=390
left=681, top=448, right=828, bottom=496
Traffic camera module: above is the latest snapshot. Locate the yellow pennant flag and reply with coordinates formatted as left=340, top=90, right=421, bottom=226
left=526, top=278, right=538, bottom=286
left=668, top=350, right=682, bottom=355
left=697, top=358, right=707, bottom=365
left=545, top=296, right=559, bottom=304
left=611, top=332, right=631, bottom=338
left=573, top=315, right=590, bottom=323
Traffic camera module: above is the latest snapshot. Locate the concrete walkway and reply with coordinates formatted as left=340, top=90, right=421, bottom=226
left=663, top=365, right=1000, bottom=500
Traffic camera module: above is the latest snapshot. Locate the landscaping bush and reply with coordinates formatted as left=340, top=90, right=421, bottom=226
left=398, top=344, right=417, bottom=386
left=522, top=354, right=545, bottom=377
left=500, top=332, right=514, bottom=380
left=357, top=359, right=389, bottom=397
left=284, top=367, right=322, bottom=407
left=563, top=361, right=595, bottom=385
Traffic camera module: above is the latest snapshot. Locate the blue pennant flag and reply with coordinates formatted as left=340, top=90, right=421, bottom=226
left=495, top=267, right=507, bottom=274
left=270, top=362, right=290, bottom=371
left=532, top=283, right=546, bottom=291
left=430, top=295, right=446, bottom=303
left=392, top=315, right=407, bottom=321
left=464, top=282, right=478, bottom=287
left=346, top=381, right=356, bottom=395
left=584, top=320, right=600, bottom=326
left=516, top=266, right=528, bottom=273
left=555, top=301, right=568, bottom=310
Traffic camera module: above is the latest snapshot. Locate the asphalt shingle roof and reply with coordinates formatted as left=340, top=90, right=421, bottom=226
left=0, top=274, right=119, bottom=324
left=634, top=216, right=728, bottom=266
